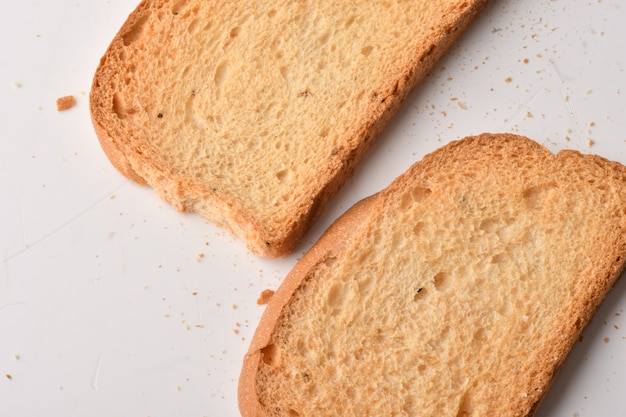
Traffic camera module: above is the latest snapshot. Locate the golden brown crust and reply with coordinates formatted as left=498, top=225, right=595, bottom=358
left=239, top=133, right=626, bottom=417
left=89, top=0, right=488, bottom=257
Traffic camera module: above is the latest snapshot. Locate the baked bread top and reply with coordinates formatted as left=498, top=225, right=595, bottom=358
left=90, top=0, right=487, bottom=256
left=239, top=133, right=626, bottom=416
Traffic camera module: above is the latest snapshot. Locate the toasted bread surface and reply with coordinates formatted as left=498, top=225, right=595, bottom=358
left=90, top=0, right=487, bottom=256
left=239, top=133, right=626, bottom=416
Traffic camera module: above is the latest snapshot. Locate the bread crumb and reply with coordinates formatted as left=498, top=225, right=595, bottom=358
left=196, top=253, right=205, bottom=262
left=13, top=354, right=20, bottom=361
left=505, top=77, right=512, bottom=83
left=5, top=374, right=12, bottom=380
left=56, top=95, right=76, bottom=111
left=588, top=139, right=595, bottom=147
left=12, top=82, right=22, bottom=89
left=603, top=337, right=610, bottom=343
left=257, top=289, right=275, bottom=305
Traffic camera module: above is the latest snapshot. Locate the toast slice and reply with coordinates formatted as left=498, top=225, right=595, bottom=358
left=239, top=133, right=626, bottom=416
left=89, top=0, right=487, bottom=257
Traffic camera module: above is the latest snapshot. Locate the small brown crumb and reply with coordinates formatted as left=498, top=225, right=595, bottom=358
left=588, top=138, right=595, bottom=147
left=56, top=95, right=76, bottom=111
left=257, top=289, right=275, bottom=305
left=603, top=337, right=610, bottom=343
left=523, top=58, right=529, bottom=64
left=505, top=77, right=512, bottom=83
left=5, top=374, right=12, bottom=380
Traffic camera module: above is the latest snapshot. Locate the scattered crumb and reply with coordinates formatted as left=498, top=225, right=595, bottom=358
left=175, top=386, right=182, bottom=392
left=109, top=194, right=116, bottom=200
left=233, top=329, right=240, bottom=335
left=195, top=324, right=204, bottom=329
left=5, top=374, right=12, bottom=380
left=604, top=337, right=610, bottom=343
left=196, top=253, right=205, bottom=262
left=523, top=58, right=529, bottom=64
left=12, top=82, right=22, bottom=89
left=56, top=95, right=76, bottom=111
left=456, top=102, right=467, bottom=110
left=526, top=111, right=533, bottom=118
left=588, top=139, right=595, bottom=147
left=13, top=354, right=20, bottom=361
left=257, top=289, right=275, bottom=305
left=589, top=121, right=595, bottom=127
left=231, top=304, right=238, bottom=310
left=505, top=77, right=512, bottom=83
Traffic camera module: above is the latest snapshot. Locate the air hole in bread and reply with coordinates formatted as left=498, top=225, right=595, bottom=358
left=357, top=274, right=373, bottom=294
left=112, top=94, right=126, bottom=119
left=413, top=221, right=434, bottom=236
left=122, top=15, right=149, bottom=46
left=472, top=328, right=487, bottom=348
left=276, top=169, right=291, bottom=183
left=323, top=256, right=337, bottom=267
left=433, top=272, right=449, bottom=290
left=326, top=283, right=347, bottom=314
left=456, top=391, right=474, bottom=417
left=171, top=0, right=188, bottom=15
left=187, top=18, right=199, bottom=34
left=479, top=218, right=498, bottom=233
left=214, top=61, right=228, bottom=88
left=318, top=32, right=331, bottom=45
left=491, top=252, right=506, bottom=264
left=411, top=186, right=432, bottom=202
left=261, top=343, right=280, bottom=366
left=413, top=287, right=426, bottom=301
left=523, top=183, right=556, bottom=210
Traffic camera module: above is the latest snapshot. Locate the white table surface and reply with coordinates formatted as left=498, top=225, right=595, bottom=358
left=1, top=1, right=626, bottom=416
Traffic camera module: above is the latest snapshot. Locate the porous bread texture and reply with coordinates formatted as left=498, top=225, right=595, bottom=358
left=90, top=0, right=487, bottom=257
left=239, top=133, right=626, bottom=417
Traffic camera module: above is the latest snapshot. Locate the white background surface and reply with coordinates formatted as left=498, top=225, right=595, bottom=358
left=1, top=0, right=626, bottom=416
